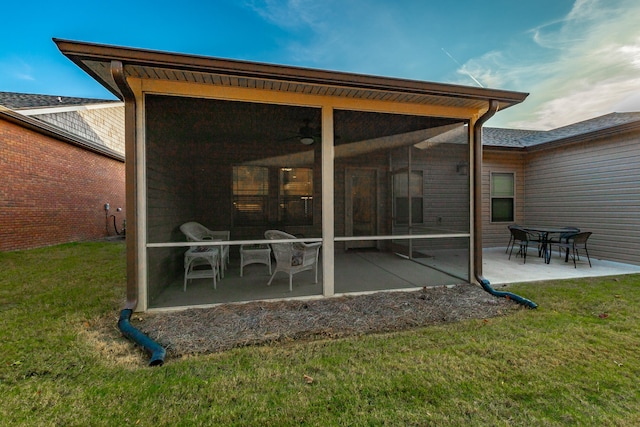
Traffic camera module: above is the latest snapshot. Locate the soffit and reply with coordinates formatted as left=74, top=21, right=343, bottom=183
left=56, top=39, right=528, bottom=113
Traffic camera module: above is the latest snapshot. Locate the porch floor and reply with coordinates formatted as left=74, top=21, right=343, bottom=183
left=149, top=249, right=466, bottom=309
left=148, top=246, right=640, bottom=310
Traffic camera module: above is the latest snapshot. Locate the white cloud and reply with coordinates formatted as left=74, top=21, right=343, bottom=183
left=484, top=0, right=640, bottom=129
left=245, top=0, right=640, bottom=130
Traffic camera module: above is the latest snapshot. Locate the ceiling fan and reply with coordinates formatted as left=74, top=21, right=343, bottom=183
left=279, top=119, right=320, bottom=145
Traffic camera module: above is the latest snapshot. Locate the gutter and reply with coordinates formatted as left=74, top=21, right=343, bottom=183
left=473, top=101, right=537, bottom=309
left=111, top=60, right=167, bottom=365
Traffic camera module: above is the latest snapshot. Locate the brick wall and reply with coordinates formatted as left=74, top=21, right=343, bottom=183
left=0, top=118, right=125, bottom=251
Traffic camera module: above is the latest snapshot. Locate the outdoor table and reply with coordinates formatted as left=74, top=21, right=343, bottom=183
left=521, top=226, right=580, bottom=264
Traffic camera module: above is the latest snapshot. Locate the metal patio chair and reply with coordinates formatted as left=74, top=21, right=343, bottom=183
left=508, top=227, right=530, bottom=263
left=506, top=224, right=523, bottom=254
left=550, top=231, right=592, bottom=268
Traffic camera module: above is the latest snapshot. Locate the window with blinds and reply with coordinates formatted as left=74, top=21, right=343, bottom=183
left=279, top=167, right=313, bottom=225
left=232, top=166, right=269, bottom=225
left=491, top=172, right=515, bottom=222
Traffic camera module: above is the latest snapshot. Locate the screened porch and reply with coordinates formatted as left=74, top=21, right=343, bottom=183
left=144, top=95, right=471, bottom=309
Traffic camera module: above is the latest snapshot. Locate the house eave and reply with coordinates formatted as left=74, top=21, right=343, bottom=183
left=54, top=38, right=528, bottom=112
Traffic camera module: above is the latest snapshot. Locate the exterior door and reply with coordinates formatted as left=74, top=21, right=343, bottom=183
left=345, top=168, right=378, bottom=249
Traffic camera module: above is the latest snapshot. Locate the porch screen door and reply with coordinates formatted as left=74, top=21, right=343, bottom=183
left=345, top=168, right=377, bottom=249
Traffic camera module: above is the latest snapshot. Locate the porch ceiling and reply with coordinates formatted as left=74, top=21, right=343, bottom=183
left=54, top=39, right=528, bottom=113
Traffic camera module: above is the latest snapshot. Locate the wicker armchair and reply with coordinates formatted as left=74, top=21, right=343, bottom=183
left=180, top=222, right=230, bottom=278
left=264, top=230, right=321, bottom=291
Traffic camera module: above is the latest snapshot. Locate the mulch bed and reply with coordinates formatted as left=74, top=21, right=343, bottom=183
left=132, top=284, right=522, bottom=358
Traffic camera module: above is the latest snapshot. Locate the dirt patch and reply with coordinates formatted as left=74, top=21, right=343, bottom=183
left=120, top=284, right=522, bottom=359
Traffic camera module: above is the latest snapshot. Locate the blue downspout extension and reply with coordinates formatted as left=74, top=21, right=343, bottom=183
left=473, top=100, right=537, bottom=309
left=118, top=309, right=166, bottom=366
left=478, top=278, right=538, bottom=309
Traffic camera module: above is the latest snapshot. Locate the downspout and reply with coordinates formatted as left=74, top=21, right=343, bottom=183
left=473, top=100, right=537, bottom=309
left=111, top=60, right=166, bottom=365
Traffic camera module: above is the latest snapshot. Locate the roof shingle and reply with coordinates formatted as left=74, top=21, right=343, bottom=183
left=484, top=112, right=640, bottom=149
left=0, top=91, right=117, bottom=110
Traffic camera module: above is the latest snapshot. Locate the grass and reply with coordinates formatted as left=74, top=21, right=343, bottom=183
left=1, top=241, right=639, bottom=426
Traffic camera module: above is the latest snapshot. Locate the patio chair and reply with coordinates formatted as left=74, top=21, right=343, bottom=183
left=547, top=227, right=580, bottom=262
left=264, top=230, right=322, bottom=291
left=550, top=231, right=592, bottom=268
left=506, top=224, right=523, bottom=254
left=180, top=222, right=230, bottom=278
left=508, top=227, right=530, bottom=263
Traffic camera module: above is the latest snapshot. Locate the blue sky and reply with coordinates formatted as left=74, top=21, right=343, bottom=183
left=2, top=0, right=639, bottom=129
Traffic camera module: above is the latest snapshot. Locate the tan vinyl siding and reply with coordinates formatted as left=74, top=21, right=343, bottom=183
left=482, top=151, right=526, bottom=248
left=523, top=133, right=640, bottom=265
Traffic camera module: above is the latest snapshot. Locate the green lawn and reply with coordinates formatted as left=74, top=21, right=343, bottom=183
left=1, top=241, right=639, bottom=426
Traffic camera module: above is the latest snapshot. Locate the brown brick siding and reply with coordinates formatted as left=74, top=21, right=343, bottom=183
left=0, top=118, right=125, bottom=251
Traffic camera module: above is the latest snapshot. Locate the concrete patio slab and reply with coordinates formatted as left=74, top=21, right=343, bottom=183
left=483, top=247, right=640, bottom=285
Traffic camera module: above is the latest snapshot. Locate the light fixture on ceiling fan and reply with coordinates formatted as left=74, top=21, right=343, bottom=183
left=278, top=119, right=325, bottom=145
left=298, top=119, right=317, bottom=145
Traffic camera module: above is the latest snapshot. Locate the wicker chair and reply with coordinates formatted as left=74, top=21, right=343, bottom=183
left=180, top=222, right=230, bottom=278
left=264, top=230, right=321, bottom=291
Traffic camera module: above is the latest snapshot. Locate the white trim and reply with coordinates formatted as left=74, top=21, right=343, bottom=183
left=147, top=238, right=322, bottom=248
left=335, top=234, right=469, bottom=241
left=145, top=233, right=468, bottom=248
left=18, top=102, right=124, bottom=116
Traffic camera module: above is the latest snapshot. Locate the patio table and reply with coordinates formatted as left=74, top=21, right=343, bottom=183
left=521, top=226, right=580, bottom=264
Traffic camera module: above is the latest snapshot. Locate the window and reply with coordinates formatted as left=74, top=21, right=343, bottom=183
left=232, top=166, right=314, bottom=226
left=279, top=167, right=313, bottom=225
left=232, top=166, right=268, bottom=225
left=394, top=171, right=423, bottom=224
left=491, top=172, right=514, bottom=222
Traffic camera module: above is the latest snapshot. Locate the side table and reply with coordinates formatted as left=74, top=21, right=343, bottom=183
left=240, top=244, right=272, bottom=276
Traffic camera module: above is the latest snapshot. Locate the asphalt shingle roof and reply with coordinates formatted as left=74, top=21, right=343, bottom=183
left=482, top=128, right=543, bottom=148
left=485, top=112, right=640, bottom=149
left=0, top=91, right=118, bottom=110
